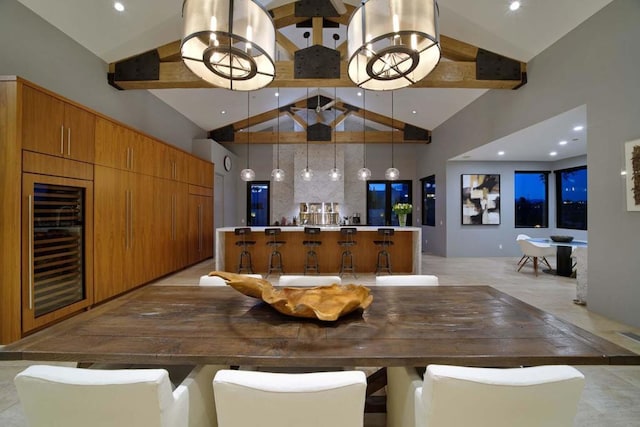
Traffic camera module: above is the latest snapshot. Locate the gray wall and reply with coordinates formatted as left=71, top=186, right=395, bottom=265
left=418, top=0, right=640, bottom=327
left=0, top=0, right=205, bottom=150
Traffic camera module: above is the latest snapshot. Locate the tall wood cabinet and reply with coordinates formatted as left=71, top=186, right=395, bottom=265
left=0, top=77, right=214, bottom=344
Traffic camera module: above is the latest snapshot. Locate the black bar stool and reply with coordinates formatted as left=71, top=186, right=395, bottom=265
left=374, top=228, right=394, bottom=275
left=303, top=227, right=322, bottom=274
left=234, top=227, right=255, bottom=273
left=338, top=227, right=357, bottom=278
left=264, top=228, right=285, bottom=277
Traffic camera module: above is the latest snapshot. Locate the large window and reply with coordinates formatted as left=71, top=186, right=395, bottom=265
left=555, top=166, right=587, bottom=230
left=421, top=175, right=435, bottom=226
left=514, top=171, right=549, bottom=228
left=246, top=181, right=270, bottom=226
left=366, top=180, right=412, bottom=226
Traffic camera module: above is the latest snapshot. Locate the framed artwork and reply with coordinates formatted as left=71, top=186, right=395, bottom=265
left=625, top=139, right=640, bottom=211
left=461, top=174, right=501, bottom=225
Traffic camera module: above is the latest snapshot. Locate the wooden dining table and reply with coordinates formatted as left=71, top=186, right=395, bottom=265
left=2, top=284, right=638, bottom=368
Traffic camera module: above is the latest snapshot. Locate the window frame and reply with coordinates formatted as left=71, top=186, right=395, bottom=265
left=245, top=181, right=270, bottom=226
left=554, top=165, right=587, bottom=230
left=421, top=175, right=436, bottom=227
left=514, top=170, right=549, bottom=228
left=365, top=180, right=413, bottom=226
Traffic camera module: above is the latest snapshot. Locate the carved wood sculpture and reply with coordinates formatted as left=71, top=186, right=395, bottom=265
left=208, top=271, right=373, bottom=321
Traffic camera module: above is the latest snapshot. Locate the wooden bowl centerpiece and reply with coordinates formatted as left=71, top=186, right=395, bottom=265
left=207, top=271, right=373, bottom=321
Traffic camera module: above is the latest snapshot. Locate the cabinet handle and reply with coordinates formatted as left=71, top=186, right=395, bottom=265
left=28, top=194, right=34, bottom=310
left=67, top=128, right=71, bottom=156
left=125, top=190, right=129, bottom=249
left=129, top=190, right=134, bottom=248
left=198, top=204, right=203, bottom=252
left=172, top=194, right=176, bottom=241
left=60, top=125, right=64, bottom=154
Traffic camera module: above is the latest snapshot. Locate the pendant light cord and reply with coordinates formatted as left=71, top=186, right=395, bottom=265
left=363, top=89, right=367, bottom=168
left=276, top=88, right=280, bottom=169
left=306, top=87, right=310, bottom=169
left=391, top=91, right=395, bottom=167
left=246, top=91, right=250, bottom=169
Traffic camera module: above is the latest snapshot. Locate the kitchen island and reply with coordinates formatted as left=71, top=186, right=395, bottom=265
left=216, top=226, right=422, bottom=275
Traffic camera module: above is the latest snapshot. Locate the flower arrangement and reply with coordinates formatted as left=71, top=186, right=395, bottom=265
left=392, top=203, right=412, bottom=214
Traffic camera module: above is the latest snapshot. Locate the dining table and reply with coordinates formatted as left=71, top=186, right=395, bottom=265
left=529, top=238, right=588, bottom=277
left=2, top=284, right=636, bottom=367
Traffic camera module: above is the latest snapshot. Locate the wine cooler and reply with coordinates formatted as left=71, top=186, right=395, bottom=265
left=22, top=173, right=93, bottom=333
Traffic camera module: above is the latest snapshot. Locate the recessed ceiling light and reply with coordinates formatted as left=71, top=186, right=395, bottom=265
left=114, top=2, right=125, bottom=12
left=509, top=1, right=521, bottom=11
left=411, top=110, right=417, bottom=114
left=275, top=91, right=279, bottom=97
left=573, top=125, right=584, bottom=131
left=498, top=151, right=505, bottom=156
left=621, top=170, right=627, bottom=176
left=559, top=140, right=568, bottom=145
left=357, top=91, right=362, bottom=97
left=549, top=151, right=558, bottom=156
left=221, top=110, right=226, bottom=115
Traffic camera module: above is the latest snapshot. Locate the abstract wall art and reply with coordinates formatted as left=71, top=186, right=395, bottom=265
left=461, top=174, right=501, bottom=225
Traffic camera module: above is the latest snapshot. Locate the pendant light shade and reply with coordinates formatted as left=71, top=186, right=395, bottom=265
left=241, top=92, right=255, bottom=181
left=347, top=0, right=441, bottom=91
left=358, top=89, right=371, bottom=181
left=181, top=0, right=276, bottom=91
left=271, top=88, right=285, bottom=182
left=385, top=91, right=399, bottom=180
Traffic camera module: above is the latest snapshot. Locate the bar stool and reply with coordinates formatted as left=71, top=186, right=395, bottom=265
left=234, top=227, right=255, bottom=273
left=338, top=227, right=357, bottom=278
left=303, top=227, right=322, bottom=274
left=374, top=228, right=394, bottom=275
left=265, top=228, right=285, bottom=277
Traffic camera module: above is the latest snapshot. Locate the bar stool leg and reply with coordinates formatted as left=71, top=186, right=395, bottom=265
left=304, top=249, right=319, bottom=274
left=376, top=249, right=392, bottom=275
left=339, top=249, right=357, bottom=278
left=238, top=250, right=253, bottom=273
left=267, top=250, right=284, bottom=277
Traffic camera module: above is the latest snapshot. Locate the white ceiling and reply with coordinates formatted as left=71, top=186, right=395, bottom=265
left=17, top=0, right=612, bottom=160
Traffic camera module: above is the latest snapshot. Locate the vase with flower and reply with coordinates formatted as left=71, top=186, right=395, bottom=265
left=392, top=203, right=412, bottom=226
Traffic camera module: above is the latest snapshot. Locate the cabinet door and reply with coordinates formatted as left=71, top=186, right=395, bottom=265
left=188, top=194, right=213, bottom=264
left=22, top=173, right=94, bottom=333
left=95, top=118, right=133, bottom=170
left=188, top=158, right=214, bottom=188
left=22, top=85, right=65, bottom=158
left=93, top=166, right=133, bottom=302
left=63, top=103, right=95, bottom=163
left=22, top=85, right=95, bottom=163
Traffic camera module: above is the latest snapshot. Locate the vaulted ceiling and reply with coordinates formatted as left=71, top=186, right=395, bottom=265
left=17, top=0, right=614, bottom=155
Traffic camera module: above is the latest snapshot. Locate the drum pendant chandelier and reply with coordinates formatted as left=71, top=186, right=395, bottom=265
left=347, top=0, right=441, bottom=91
left=181, top=0, right=276, bottom=91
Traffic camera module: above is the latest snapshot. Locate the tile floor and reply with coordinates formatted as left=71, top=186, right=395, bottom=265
left=1, top=254, right=639, bottom=426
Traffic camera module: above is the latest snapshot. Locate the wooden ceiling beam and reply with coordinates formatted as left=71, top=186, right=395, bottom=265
left=230, top=130, right=420, bottom=144
left=109, top=59, right=524, bottom=90
left=276, top=31, right=299, bottom=57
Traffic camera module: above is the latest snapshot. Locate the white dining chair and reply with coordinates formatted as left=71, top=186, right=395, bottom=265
left=516, top=239, right=556, bottom=276
left=410, top=364, right=585, bottom=427
left=199, top=273, right=263, bottom=286
left=213, top=369, right=367, bottom=427
left=14, top=364, right=225, bottom=427
left=375, top=275, right=439, bottom=286
left=278, top=275, right=341, bottom=287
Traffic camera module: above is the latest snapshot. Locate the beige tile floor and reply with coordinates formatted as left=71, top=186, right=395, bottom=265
left=1, top=254, right=639, bottom=426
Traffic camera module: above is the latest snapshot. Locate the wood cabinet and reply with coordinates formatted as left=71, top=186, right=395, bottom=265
left=22, top=85, right=95, bottom=163
left=188, top=186, right=214, bottom=265
left=1, top=76, right=214, bottom=344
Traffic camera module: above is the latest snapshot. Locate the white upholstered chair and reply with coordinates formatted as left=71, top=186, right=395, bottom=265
left=15, top=364, right=224, bottom=427
left=375, top=275, right=439, bottom=286
left=278, top=275, right=341, bottom=287
left=516, top=239, right=556, bottom=276
left=408, top=364, right=585, bottom=427
left=213, top=369, right=367, bottom=427
left=199, top=273, right=262, bottom=286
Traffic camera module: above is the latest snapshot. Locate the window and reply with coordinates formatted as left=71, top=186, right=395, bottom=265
left=366, top=180, right=412, bottom=226
left=514, top=171, right=549, bottom=228
left=555, top=166, right=587, bottom=230
left=246, top=181, right=270, bottom=226
left=421, top=175, right=435, bottom=226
